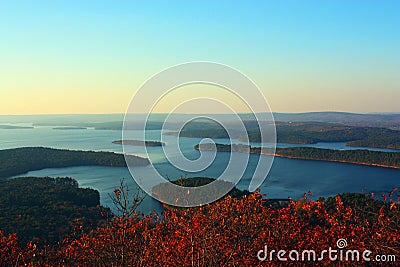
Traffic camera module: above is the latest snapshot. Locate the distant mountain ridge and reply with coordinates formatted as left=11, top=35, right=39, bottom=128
left=273, top=112, right=400, bottom=129
left=1, top=112, right=399, bottom=129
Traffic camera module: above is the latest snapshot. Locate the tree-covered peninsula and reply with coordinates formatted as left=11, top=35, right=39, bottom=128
left=195, top=143, right=400, bottom=169
left=0, top=147, right=150, bottom=179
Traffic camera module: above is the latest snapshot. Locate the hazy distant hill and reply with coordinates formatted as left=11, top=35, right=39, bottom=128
left=273, top=112, right=400, bottom=129
left=1, top=112, right=399, bottom=129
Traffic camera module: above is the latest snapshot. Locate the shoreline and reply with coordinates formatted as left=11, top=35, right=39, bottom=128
left=196, top=147, right=400, bottom=170
left=270, top=152, right=400, bottom=170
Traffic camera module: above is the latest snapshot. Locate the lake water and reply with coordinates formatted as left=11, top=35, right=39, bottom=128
left=1, top=123, right=399, bottom=214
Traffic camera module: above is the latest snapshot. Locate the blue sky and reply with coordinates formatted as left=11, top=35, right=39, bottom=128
left=0, top=1, right=399, bottom=114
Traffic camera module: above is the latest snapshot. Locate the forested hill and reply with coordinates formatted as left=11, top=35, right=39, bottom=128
left=0, top=177, right=110, bottom=244
left=0, top=147, right=150, bottom=178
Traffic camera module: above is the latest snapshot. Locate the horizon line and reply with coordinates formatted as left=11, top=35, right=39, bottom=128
left=1, top=111, right=400, bottom=116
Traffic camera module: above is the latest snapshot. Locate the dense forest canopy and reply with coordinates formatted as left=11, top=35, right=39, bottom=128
left=0, top=147, right=150, bottom=179
left=1, top=190, right=398, bottom=266
left=0, top=177, right=110, bottom=244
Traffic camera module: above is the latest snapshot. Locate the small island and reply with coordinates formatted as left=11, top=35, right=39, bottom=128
left=113, top=140, right=165, bottom=147
left=195, top=143, right=400, bottom=169
left=53, top=127, right=87, bottom=130
left=0, top=124, right=34, bottom=129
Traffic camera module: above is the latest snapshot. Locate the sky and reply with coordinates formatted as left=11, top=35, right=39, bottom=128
left=0, top=1, right=399, bottom=115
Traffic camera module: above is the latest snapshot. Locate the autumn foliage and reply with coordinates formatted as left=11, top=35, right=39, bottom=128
left=1, top=192, right=399, bottom=266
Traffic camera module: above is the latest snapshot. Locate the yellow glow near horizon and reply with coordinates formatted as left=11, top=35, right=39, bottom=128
left=1, top=1, right=399, bottom=115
